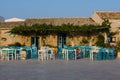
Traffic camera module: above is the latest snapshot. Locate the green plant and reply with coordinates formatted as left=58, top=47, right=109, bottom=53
left=9, top=23, right=109, bottom=36
left=101, top=19, right=111, bottom=34
left=80, top=38, right=89, bottom=45
left=115, top=41, right=120, bottom=53
left=8, top=42, right=22, bottom=47
left=95, top=35, right=106, bottom=47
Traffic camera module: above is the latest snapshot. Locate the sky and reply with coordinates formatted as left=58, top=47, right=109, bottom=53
left=0, top=0, right=120, bottom=19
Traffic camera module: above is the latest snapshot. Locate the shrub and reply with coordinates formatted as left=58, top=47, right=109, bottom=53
left=80, top=38, right=89, bottom=46
left=8, top=42, right=22, bottom=47
left=115, top=41, right=120, bottom=53
left=95, top=35, right=106, bottom=47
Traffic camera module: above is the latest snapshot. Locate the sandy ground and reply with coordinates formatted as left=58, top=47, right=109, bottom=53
left=0, top=59, right=120, bottom=80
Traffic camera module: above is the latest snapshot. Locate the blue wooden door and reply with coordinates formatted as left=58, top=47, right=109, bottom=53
left=57, top=34, right=66, bottom=58
left=31, top=37, right=40, bottom=49
left=30, top=37, right=40, bottom=59
left=58, top=34, right=66, bottom=48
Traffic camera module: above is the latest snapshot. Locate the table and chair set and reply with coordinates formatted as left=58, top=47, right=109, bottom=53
left=0, top=46, right=55, bottom=61
left=58, top=46, right=115, bottom=61
left=0, top=45, right=115, bottom=61
left=38, top=46, right=55, bottom=61
left=0, top=46, right=37, bottom=61
left=0, top=48, right=21, bottom=61
left=90, top=46, right=115, bottom=61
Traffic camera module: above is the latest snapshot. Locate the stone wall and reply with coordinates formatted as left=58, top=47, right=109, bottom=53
left=0, top=28, right=31, bottom=46
left=40, top=35, right=57, bottom=47
left=0, top=27, right=105, bottom=49
left=66, top=36, right=97, bottom=46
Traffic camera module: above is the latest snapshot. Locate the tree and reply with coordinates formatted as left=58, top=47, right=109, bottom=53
left=101, top=19, right=111, bottom=35
left=95, top=34, right=105, bottom=47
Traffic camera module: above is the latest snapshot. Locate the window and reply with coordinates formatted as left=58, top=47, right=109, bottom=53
left=110, top=37, right=116, bottom=42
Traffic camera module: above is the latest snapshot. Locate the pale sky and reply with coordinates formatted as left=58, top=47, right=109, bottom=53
left=0, top=0, right=120, bottom=19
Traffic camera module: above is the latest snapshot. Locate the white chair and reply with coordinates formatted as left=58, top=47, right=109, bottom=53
left=38, top=49, right=46, bottom=61
left=0, top=49, right=3, bottom=60
left=1, top=48, right=9, bottom=61
left=38, top=47, right=55, bottom=61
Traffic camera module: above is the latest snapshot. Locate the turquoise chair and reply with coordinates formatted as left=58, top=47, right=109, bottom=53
left=66, top=47, right=75, bottom=60
left=85, top=46, right=91, bottom=58
left=102, top=48, right=107, bottom=60
left=58, top=45, right=63, bottom=59
left=93, top=52, right=98, bottom=60
left=31, top=47, right=37, bottom=59
left=68, top=50, right=75, bottom=60
left=97, top=48, right=103, bottom=60
left=106, top=48, right=115, bottom=60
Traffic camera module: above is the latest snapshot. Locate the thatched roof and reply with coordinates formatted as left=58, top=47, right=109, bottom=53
left=25, top=17, right=97, bottom=26
left=96, top=11, right=120, bottom=20
left=0, top=22, right=25, bottom=28
left=0, top=17, right=97, bottom=28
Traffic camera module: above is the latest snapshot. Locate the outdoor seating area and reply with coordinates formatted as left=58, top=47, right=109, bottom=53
left=0, top=46, right=37, bottom=61
left=58, top=46, right=115, bottom=61
left=0, top=45, right=116, bottom=61
left=38, top=46, right=55, bottom=61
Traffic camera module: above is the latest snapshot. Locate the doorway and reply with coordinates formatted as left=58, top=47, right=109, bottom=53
left=31, top=37, right=40, bottom=49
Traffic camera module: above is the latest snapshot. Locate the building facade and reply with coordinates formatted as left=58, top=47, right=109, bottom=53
left=0, top=11, right=120, bottom=52
left=92, top=11, right=120, bottom=45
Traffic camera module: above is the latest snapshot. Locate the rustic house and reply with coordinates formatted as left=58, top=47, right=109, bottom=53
left=0, top=17, right=98, bottom=49
left=92, top=11, right=120, bottom=45
left=1, top=11, right=120, bottom=53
